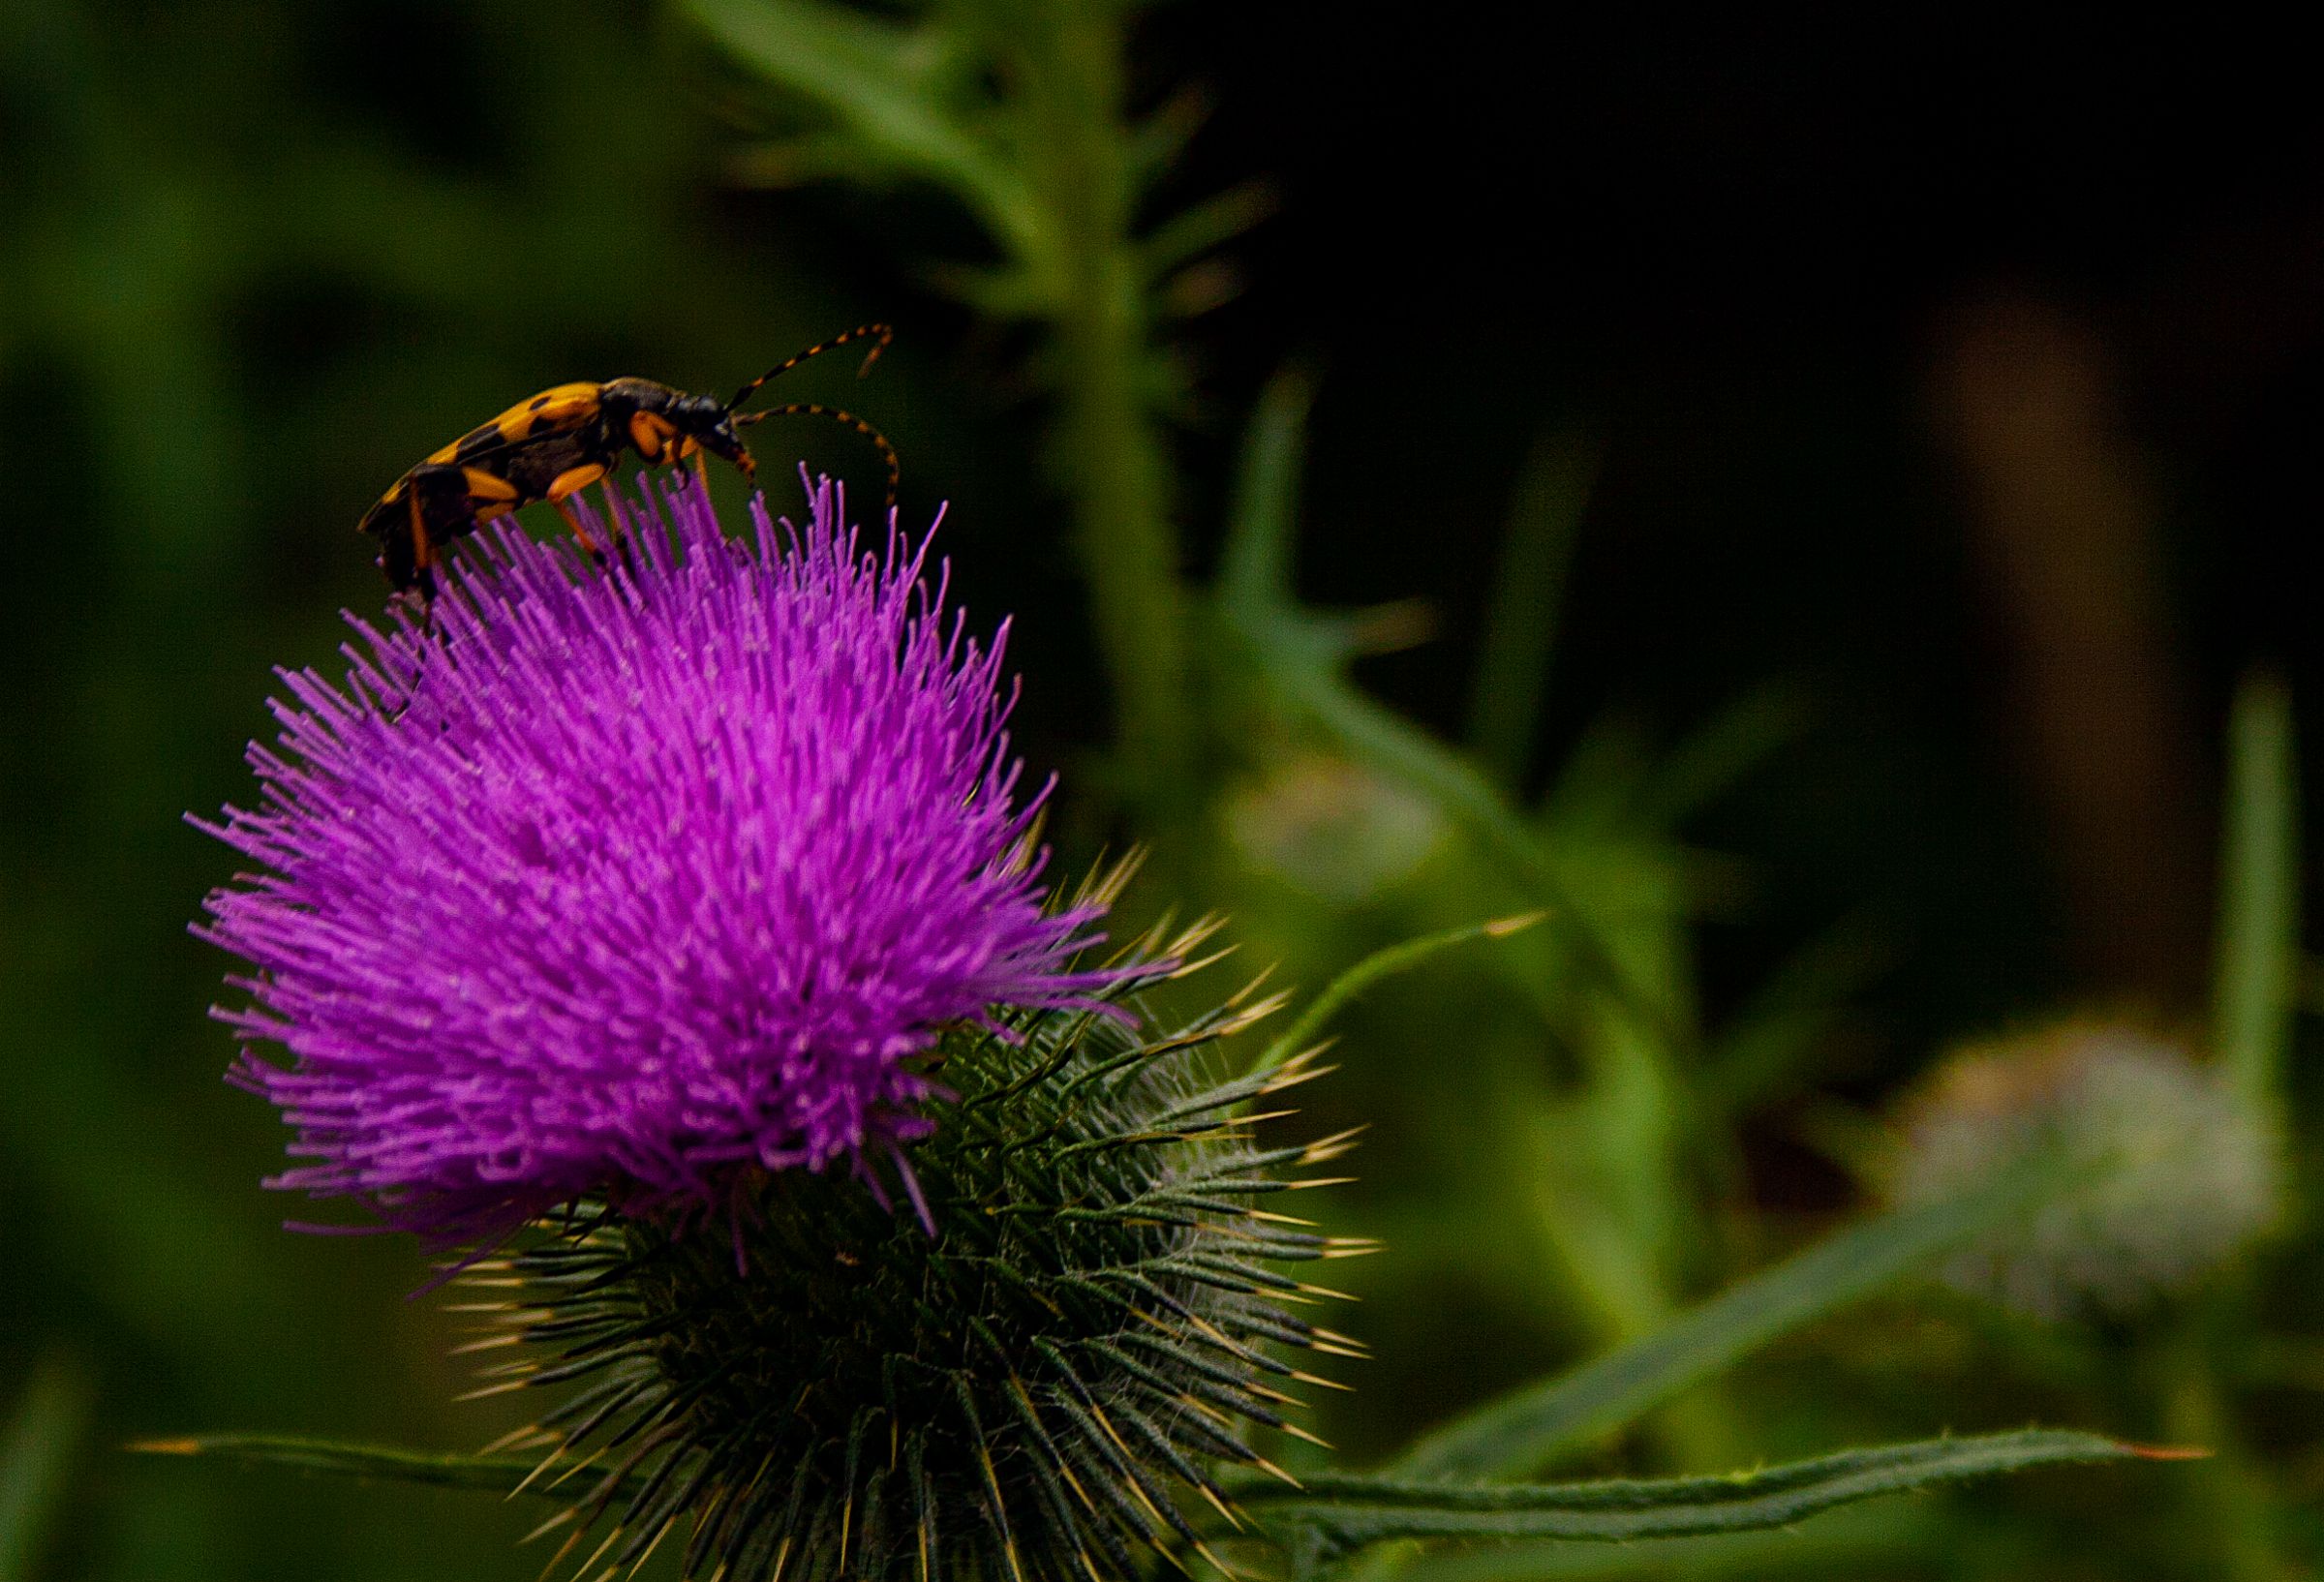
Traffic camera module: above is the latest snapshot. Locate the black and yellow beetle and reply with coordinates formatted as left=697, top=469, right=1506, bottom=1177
left=359, top=323, right=898, bottom=600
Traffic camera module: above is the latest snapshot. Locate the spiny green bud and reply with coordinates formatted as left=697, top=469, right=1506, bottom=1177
left=1224, top=748, right=1446, bottom=901
left=456, top=921, right=1370, bottom=1582
left=1891, top=1019, right=2279, bottom=1323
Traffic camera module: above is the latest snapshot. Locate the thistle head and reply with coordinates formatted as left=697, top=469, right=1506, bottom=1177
left=1891, top=1018, right=2280, bottom=1322
left=196, top=475, right=1372, bottom=1579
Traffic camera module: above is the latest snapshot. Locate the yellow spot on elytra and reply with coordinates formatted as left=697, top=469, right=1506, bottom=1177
left=477, top=383, right=600, bottom=446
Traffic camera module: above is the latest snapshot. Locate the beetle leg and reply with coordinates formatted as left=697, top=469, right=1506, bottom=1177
left=595, top=477, right=641, bottom=576
left=543, top=463, right=613, bottom=567
left=596, top=476, right=625, bottom=544
left=405, top=488, right=434, bottom=597
left=551, top=496, right=606, bottom=567
left=589, top=441, right=632, bottom=563
left=397, top=463, right=489, bottom=600
left=401, top=483, right=460, bottom=624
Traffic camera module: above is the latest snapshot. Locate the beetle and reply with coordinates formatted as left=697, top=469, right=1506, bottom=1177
left=358, top=323, right=898, bottom=600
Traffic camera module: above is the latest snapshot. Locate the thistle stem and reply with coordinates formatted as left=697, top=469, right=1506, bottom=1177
left=2154, top=1315, right=2281, bottom=1582
left=1053, top=246, right=1193, bottom=836
left=1002, top=0, right=1196, bottom=843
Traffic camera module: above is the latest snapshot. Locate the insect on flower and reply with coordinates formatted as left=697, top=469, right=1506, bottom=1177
left=357, top=322, right=901, bottom=600
left=205, top=477, right=1119, bottom=1245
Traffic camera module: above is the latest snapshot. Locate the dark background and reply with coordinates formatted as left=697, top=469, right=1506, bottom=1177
left=1199, top=6, right=2324, bottom=1036
left=5, top=7, right=2321, bottom=1577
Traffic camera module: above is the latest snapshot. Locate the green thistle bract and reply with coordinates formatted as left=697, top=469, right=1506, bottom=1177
left=464, top=918, right=1365, bottom=1582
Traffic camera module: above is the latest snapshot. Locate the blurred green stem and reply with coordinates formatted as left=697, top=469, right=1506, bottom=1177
left=1, top=1354, right=91, bottom=1580
left=2154, top=1314, right=2281, bottom=1582
left=1016, top=4, right=1194, bottom=832
left=2212, top=672, right=2297, bottom=1131
left=1054, top=285, right=1192, bottom=834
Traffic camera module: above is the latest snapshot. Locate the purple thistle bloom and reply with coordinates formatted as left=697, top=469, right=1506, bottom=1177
left=197, top=474, right=1115, bottom=1240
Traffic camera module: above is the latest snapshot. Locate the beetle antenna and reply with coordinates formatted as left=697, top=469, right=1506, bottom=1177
left=724, top=323, right=894, bottom=413
left=732, top=402, right=901, bottom=508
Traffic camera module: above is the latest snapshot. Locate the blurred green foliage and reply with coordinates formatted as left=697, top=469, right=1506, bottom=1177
left=6, top=3, right=2322, bottom=1580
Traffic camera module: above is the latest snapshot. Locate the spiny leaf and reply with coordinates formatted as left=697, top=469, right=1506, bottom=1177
left=1238, top=1429, right=2151, bottom=1550
left=1387, top=1500, right=1939, bottom=1582
left=127, top=1434, right=595, bottom=1498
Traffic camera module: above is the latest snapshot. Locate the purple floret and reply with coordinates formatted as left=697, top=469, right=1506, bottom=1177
left=198, top=474, right=1115, bottom=1240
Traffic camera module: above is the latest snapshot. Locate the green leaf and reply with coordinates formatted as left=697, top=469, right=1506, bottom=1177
left=1630, top=684, right=1814, bottom=833
left=1388, top=1500, right=1936, bottom=1582
left=1218, top=364, right=1317, bottom=625
left=1238, top=1429, right=2148, bottom=1551
left=1128, top=84, right=1212, bottom=183
left=1702, top=913, right=1892, bottom=1119
left=2, top=1355, right=91, bottom=1580
left=1141, top=179, right=1277, bottom=283
left=1389, top=1154, right=2077, bottom=1480
left=1218, top=372, right=1691, bottom=1051
left=681, top=0, right=1042, bottom=262
left=2212, top=671, right=2299, bottom=1129
left=1465, top=430, right=1596, bottom=790
left=128, top=1434, right=570, bottom=1498
left=1246, top=914, right=1544, bottom=1081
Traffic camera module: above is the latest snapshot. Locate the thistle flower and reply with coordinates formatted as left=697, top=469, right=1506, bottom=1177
left=197, top=475, right=1114, bottom=1240
left=464, top=930, right=1366, bottom=1582
left=1891, top=1019, right=2279, bottom=1322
